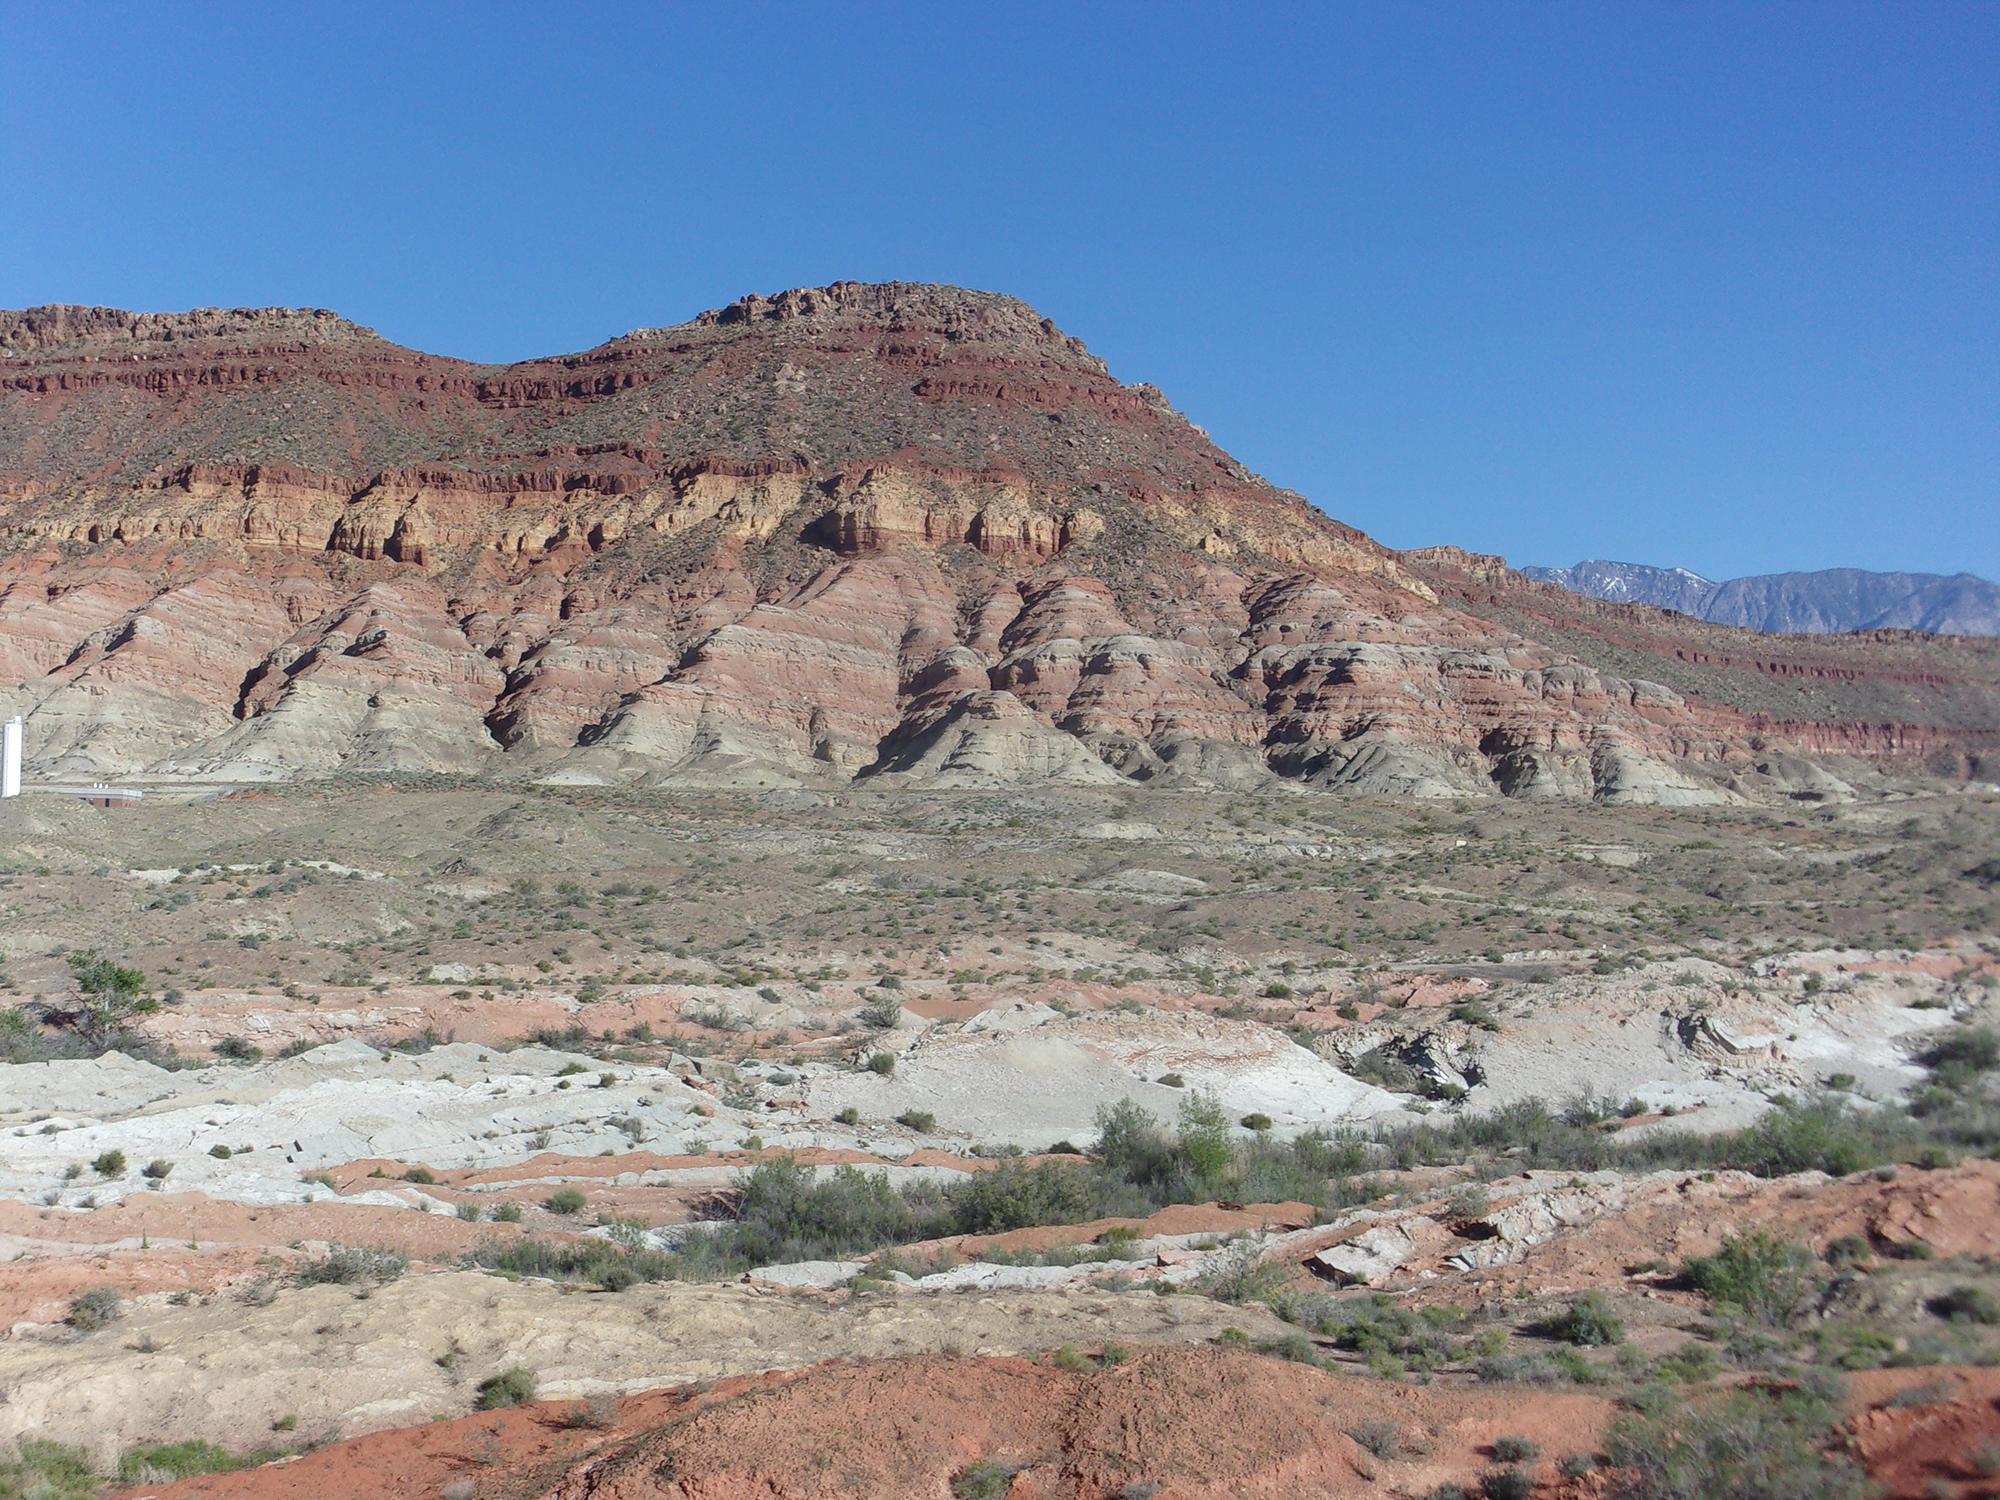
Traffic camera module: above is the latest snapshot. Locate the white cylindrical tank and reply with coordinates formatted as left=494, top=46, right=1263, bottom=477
left=1, top=717, right=19, bottom=798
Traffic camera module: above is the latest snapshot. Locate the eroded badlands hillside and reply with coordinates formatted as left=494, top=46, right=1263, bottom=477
left=3, top=285, right=1994, bottom=798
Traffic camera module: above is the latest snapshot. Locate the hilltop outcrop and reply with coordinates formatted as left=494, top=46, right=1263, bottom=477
left=0, top=283, right=1992, bottom=795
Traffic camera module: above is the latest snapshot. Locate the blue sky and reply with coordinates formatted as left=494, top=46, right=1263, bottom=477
left=2, top=3, right=1993, bottom=581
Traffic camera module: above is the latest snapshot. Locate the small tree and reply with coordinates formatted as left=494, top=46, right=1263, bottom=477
left=1177, top=1087, right=1233, bottom=1182
left=57, top=951, right=157, bottom=1047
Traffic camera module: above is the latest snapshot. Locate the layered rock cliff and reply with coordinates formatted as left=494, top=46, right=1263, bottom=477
left=0, top=283, right=1992, bottom=796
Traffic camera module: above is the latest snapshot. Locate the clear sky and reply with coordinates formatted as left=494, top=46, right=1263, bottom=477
left=2, top=2, right=1993, bottom=582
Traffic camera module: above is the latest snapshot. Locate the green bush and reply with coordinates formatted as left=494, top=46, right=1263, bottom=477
left=1095, top=1098, right=1179, bottom=1189
left=117, top=1440, right=248, bottom=1484
left=294, top=1245, right=408, bottom=1286
left=548, top=1187, right=587, bottom=1215
left=1309, top=1293, right=1464, bottom=1374
left=1543, top=1291, right=1625, bottom=1347
left=403, top=1166, right=437, bottom=1185
left=1241, top=1113, right=1274, bottom=1133
left=951, top=1460, right=1013, bottom=1500
left=1491, top=1435, right=1541, bottom=1463
left=1928, top=1285, right=2000, bottom=1324
left=1726, top=1096, right=1896, bottom=1178
left=718, top=1158, right=930, bottom=1266
left=1919, top=1027, right=1999, bottom=1073
left=867, top=1051, right=895, bottom=1075
left=859, top=996, right=903, bottom=1029
left=60, top=950, right=157, bottom=1046
left=215, top=1036, right=263, bottom=1062
left=1176, top=1088, right=1233, bottom=1182
left=897, top=1110, right=936, bottom=1132
left=835, top=1106, right=862, bottom=1125
left=475, top=1367, right=538, bottom=1410
left=1, top=1439, right=97, bottom=1500
left=92, top=1149, right=127, bottom=1178
left=1680, top=1232, right=1818, bottom=1326
left=950, top=1159, right=1104, bottom=1235
left=1602, top=1381, right=1868, bottom=1500
left=491, top=1201, right=523, bottom=1223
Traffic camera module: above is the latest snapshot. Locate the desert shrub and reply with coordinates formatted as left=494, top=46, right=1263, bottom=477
left=57, top=950, right=157, bottom=1046
left=1811, top=1321, right=1896, bottom=1370
left=719, top=1158, right=929, bottom=1265
left=1602, top=1381, right=1868, bottom=1500
left=209, top=1143, right=232, bottom=1159
left=561, top=1394, right=620, bottom=1429
left=1094, top=1098, right=1179, bottom=1189
left=142, top=1158, right=173, bottom=1181
left=215, top=1036, right=263, bottom=1062
left=117, top=1440, right=249, bottom=1483
left=548, top=1187, right=587, bottom=1215
left=1928, top=1285, right=2000, bottom=1324
left=835, top=1106, right=862, bottom=1125
left=897, top=1110, right=936, bottom=1132
left=1679, top=1232, right=1818, bottom=1325
left=1452, top=1001, right=1500, bottom=1031
left=475, top=1367, right=538, bottom=1410
left=1475, top=1350, right=1584, bottom=1385
left=294, top=1245, right=408, bottom=1286
left=1822, top=1233, right=1870, bottom=1267
left=1177, top=1088, right=1234, bottom=1181
left=1722, top=1095, right=1897, bottom=1178
left=0, top=1005, right=50, bottom=1064
left=67, top=1286, right=122, bottom=1330
left=1651, top=1343, right=1723, bottom=1381
left=859, top=995, right=903, bottom=1029
left=1918, top=1026, right=1999, bottom=1074
left=950, top=1459, right=1013, bottom=1500
left=1491, top=1435, right=1541, bottom=1462
left=866, top=1051, right=896, bottom=1075
left=470, top=1236, right=679, bottom=1288
left=1481, top=1468, right=1534, bottom=1500
left=950, top=1159, right=1106, bottom=1235
left=1202, top=1244, right=1294, bottom=1308
left=0, top=1438, right=96, bottom=1500
left=491, top=1201, right=523, bottom=1223
left=1313, top=1294, right=1463, bottom=1373
left=402, top=1166, right=437, bottom=1185
left=1240, top=1112, right=1274, bottom=1132
left=1542, top=1291, right=1625, bottom=1346
left=456, top=1201, right=482, bottom=1222
left=1347, top=1421, right=1403, bottom=1459
left=92, top=1149, right=126, bottom=1178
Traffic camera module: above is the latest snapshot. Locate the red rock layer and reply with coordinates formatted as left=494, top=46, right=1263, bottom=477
left=0, top=284, right=1990, bottom=794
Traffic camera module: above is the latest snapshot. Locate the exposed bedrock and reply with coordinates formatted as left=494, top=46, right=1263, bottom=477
left=0, top=282, right=1991, bottom=795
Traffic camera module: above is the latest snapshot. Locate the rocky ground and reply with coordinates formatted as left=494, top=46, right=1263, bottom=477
left=2, top=783, right=1998, bottom=1497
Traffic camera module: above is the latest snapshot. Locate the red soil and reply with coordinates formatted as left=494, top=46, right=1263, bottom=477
left=114, top=1348, right=1616, bottom=1500
left=1850, top=1368, right=2000, bottom=1500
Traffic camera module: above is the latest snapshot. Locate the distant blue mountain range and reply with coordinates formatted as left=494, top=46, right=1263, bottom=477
left=1520, top=560, right=2000, bottom=637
